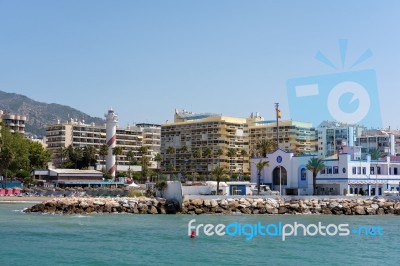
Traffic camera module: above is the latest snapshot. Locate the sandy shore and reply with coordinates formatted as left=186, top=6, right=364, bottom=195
left=0, top=196, right=57, bottom=202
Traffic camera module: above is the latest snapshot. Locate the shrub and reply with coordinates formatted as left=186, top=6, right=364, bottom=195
left=127, top=190, right=144, bottom=197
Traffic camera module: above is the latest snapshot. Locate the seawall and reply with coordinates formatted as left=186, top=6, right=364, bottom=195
left=24, top=196, right=400, bottom=215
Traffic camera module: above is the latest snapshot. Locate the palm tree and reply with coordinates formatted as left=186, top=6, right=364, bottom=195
left=112, top=146, right=123, bottom=181
left=126, top=150, right=134, bottom=179
left=306, top=157, right=326, bottom=195
left=180, top=145, right=189, bottom=175
left=83, top=145, right=97, bottom=168
left=166, top=146, right=176, bottom=176
left=368, top=148, right=383, bottom=160
left=212, top=166, right=228, bottom=195
left=226, top=148, right=237, bottom=179
left=57, top=146, right=69, bottom=167
left=256, top=139, right=277, bottom=157
left=203, top=147, right=213, bottom=179
left=215, top=148, right=224, bottom=167
left=71, top=146, right=83, bottom=169
left=191, top=148, right=201, bottom=177
left=256, top=159, right=269, bottom=195
left=240, top=148, right=248, bottom=180
left=99, top=144, right=108, bottom=172
left=154, top=153, right=163, bottom=181
left=138, top=146, right=150, bottom=182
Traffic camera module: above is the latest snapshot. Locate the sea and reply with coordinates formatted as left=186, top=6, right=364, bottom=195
left=1, top=202, right=399, bottom=266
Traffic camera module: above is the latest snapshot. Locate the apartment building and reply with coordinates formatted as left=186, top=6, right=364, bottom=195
left=46, top=118, right=161, bottom=169
left=316, top=121, right=364, bottom=158
left=161, top=110, right=250, bottom=176
left=356, top=129, right=400, bottom=156
left=0, top=110, right=27, bottom=134
left=248, top=113, right=317, bottom=156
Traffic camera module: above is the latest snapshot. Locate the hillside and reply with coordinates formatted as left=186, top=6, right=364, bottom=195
left=0, top=90, right=104, bottom=137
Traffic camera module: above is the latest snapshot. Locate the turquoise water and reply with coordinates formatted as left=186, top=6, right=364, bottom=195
left=1, top=202, right=400, bottom=266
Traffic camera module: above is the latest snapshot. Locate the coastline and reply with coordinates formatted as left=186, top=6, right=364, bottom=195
left=0, top=196, right=56, bottom=203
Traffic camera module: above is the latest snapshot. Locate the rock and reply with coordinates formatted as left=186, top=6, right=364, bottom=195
left=148, top=206, right=158, bottom=214
left=377, top=208, right=385, bottom=215
left=195, top=208, right=203, bottom=215
left=203, top=200, right=211, bottom=207
left=354, top=206, right=366, bottom=215
left=371, top=204, right=379, bottom=210
left=366, top=208, right=376, bottom=215
left=278, top=207, right=288, bottom=214
left=210, top=200, right=218, bottom=208
left=267, top=207, right=278, bottom=214
left=191, top=199, right=203, bottom=206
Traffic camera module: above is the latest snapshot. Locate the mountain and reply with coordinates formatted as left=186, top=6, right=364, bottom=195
left=0, top=90, right=104, bottom=137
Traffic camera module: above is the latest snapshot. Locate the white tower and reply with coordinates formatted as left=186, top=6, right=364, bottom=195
left=105, top=109, right=118, bottom=178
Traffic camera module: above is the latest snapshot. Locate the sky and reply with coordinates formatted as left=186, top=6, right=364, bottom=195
left=1, top=1, right=399, bottom=129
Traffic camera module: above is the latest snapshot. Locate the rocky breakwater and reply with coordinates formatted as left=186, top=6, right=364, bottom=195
left=24, top=196, right=400, bottom=215
left=24, top=197, right=181, bottom=215
left=181, top=197, right=400, bottom=215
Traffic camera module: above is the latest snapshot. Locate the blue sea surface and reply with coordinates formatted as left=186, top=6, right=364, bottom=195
left=0, top=202, right=399, bottom=266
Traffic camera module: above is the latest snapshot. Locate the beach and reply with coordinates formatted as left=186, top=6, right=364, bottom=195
left=0, top=196, right=55, bottom=202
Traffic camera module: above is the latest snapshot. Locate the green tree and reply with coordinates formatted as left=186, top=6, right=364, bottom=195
left=368, top=148, right=383, bottom=160
left=166, top=146, right=176, bottom=175
left=240, top=148, right=248, bottom=180
left=212, top=166, right=228, bottom=195
left=154, top=153, right=162, bottom=177
left=203, top=147, right=212, bottom=179
left=70, top=146, right=83, bottom=169
left=256, top=139, right=277, bottom=157
left=215, top=148, right=224, bottom=167
left=83, top=145, right=97, bottom=168
left=126, top=150, right=135, bottom=178
left=256, top=159, right=269, bottom=195
left=99, top=144, right=108, bottom=172
left=28, top=141, right=51, bottom=171
left=155, top=180, right=168, bottom=198
left=306, top=157, right=326, bottom=195
left=226, top=148, right=237, bottom=178
left=138, top=146, right=150, bottom=182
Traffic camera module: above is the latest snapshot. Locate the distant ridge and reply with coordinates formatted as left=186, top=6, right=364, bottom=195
left=0, top=90, right=104, bottom=137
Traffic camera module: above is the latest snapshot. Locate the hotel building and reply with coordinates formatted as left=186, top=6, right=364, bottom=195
left=46, top=118, right=161, bottom=170
left=161, top=110, right=250, bottom=176
left=248, top=113, right=317, bottom=156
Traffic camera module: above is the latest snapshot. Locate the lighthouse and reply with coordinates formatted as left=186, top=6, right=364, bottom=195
left=105, top=109, right=118, bottom=178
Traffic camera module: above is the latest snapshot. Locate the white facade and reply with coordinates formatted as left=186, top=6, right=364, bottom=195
left=250, top=149, right=400, bottom=196
left=317, top=121, right=364, bottom=158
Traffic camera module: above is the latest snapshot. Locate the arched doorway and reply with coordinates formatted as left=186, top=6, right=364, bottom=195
left=272, top=166, right=287, bottom=194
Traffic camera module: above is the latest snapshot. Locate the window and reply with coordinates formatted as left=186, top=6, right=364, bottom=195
left=301, top=168, right=307, bottom=181
left=389, top=168, right=392, bottom=175
left=321, top=169, right=326, bottom=174
left=333, top=166, right=338, bottom=174
left=343, top=168, right=346, bottom=173
left=357, top=167, right=361, bottom=174
left=370, top=167, right=374, bottom=175
left=395, top=168, right=398, bottom=175
left=377, top=167, right=381, bottom=175
left=362, top=167, right=366, bottom=175
left=352, top=167, right=356, bottom=174
left=327, top=167, right=332, bottom=174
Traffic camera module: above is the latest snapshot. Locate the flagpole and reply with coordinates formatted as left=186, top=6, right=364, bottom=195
left=275, top=103, right=279, bottom=149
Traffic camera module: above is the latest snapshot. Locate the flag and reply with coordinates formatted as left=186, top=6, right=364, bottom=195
left=277, top=109, right=281, bottom=119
